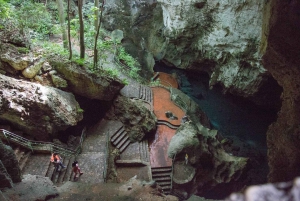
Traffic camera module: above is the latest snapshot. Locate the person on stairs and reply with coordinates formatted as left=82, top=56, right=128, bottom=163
left=51, top=153, right=66, bottom=171
left=72, top=161, right=83, bottom=181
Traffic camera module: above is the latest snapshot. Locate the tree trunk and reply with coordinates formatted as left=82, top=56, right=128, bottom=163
left=78, top=0, right=85, bottom=59
left=94, top=0, right=99, bottom=36
left=56, top=0, right=67, bottom=49
left=67, top=0, right=72, bottom=60
left=93, top=0, right=105, bottom=69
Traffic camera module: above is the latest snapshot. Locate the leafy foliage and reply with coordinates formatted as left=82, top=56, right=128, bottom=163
left=117, top=47, right=141, bottom=81
left=0, top=0, right=10, bottom=19
left=12, top=1, right=54, bottom=37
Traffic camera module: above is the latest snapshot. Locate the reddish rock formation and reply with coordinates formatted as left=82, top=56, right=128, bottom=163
left=262, top=0, right=300, bottom=182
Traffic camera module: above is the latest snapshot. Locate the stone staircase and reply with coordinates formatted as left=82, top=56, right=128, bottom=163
left=110, top=126, right=131, bottom=153
left=139, top=85, right=153, bottom=104
left=11, top=144, right=77, bottom=186
left=45, top=155, right=76, bottom=185
left=139, top=139, right=149, bottom=162
left=14, top=146, right=32, bottom=172
left=151, top=166, right=172, bottom=194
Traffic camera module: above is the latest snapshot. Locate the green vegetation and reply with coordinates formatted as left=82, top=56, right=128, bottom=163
left=17, top=47, right=29, bottom=54
left=0, top=0, right=10, bottom=19
left=0, top=0, right=144, bottom=85
left=117, top=47, right=141, bottom=80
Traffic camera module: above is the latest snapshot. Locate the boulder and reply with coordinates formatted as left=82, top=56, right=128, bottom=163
left=50, top=74, right=68, bottom=88
left=0, top=74, right=83, bottom=141
left=168, top=122, right=248, bottom=197
left=2, top=174, right=58, bottom=201
left=49, top=56, right=124, bottom=101
left=22, top=58, right=45, bottom=78
left=0, top=160, right=14, bottom=189
left=106, top=95, right=157, bottom=142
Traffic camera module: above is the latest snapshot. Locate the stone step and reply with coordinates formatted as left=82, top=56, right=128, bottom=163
left=116, top=135, right=129, bottom=149
left=56, top=157, right=71, bottom=185
left=119, top=140, right=130, bottom=153
left=45, top=161, right=55, bottom=178
left=151, top=167, right=172, bottom=173
left=161, top=185, right=171, bottom=190
left=19, top=151, right=31, bottom=172
left=113, top=131, right=127, bottom=147
left=111, top=127, right=125, bottom=143
left=152, top=172, right=172, bottom=177
left=64, top=156, right=76, bottom=182
left=152, top=176, right=171, bottom=182
left=156, top=181, right=171, bottom=186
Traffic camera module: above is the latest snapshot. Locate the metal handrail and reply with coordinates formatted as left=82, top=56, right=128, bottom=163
left=0, top=128, right=87, bottom=157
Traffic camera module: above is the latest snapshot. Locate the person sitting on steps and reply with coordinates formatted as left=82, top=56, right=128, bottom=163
left=50, top=153, right=66, bottom=171
left=72, top=161, right=83, bottom=181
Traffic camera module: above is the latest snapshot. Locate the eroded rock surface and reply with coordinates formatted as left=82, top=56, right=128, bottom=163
left=49, top=56, right=124, bottom=101
left=168, top=122, right=248, bottom=197
left=106, top=95, right=156, bottom=142
left=0, top=140, right=21, bottom=187
left=2, top=174, right=58, bottom=201
left=262, top=0, right=300, bottom=182
left=0, top=74, right=83, bottom=140
left=103, top=0, right=271, bottom=99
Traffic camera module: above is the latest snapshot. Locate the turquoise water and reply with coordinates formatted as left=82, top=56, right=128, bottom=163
left=154, top=63, right=280, bottom=149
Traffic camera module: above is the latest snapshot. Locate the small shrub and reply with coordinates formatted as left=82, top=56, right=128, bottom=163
left=17, top=47, right=29, bottom=54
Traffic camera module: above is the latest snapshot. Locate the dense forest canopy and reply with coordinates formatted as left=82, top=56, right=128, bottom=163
left=0, top=0, right=142, bottom=83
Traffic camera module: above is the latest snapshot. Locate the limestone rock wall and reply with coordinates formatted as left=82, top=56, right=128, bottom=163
left=0, top=140, right=21, bottom=187
left=262, top=0, right=300, bottom=182
left=168, top=122, right=248, bottom=197
left=106, top=95, right=157, bottom=142
left=49, top=57, right=124, bottom=101
left=103, top=0, right=268, bottom=98
left=0, top=74, right=83, bottom=141
left=158, top=0, right=266, bottom=97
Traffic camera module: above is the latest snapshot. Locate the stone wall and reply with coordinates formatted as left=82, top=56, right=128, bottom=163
left=262, top=0, right=300, bottom=182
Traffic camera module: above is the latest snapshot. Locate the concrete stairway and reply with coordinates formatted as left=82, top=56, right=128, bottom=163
left=45, top=155, right=76, bottom=185
left=151, top=166, right=172, bottom=194
left=139, top=85, right=153, bottom=104
left=14, top=146, right=32, bottom=173
left=11, top=144, right=76, bottom=186
left=139, top=139, right=149, bottom=162
left=110, top=126, right=131, bottom=153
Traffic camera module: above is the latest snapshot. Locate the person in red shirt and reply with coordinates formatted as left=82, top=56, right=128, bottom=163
left=72, top=161, right=83, bottom=181
left=50, top=153, right=66, bottom=171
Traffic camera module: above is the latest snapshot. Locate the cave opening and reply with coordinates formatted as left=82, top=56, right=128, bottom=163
left=57, top=95, right=112, bottom=144
left=154, top=61, right=283, bottom=197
